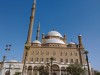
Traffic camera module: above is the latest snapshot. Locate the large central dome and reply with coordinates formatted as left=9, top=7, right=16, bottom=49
left=47, top=31, right=63, bottom=38
left=44, top=38, right=65, bottom=44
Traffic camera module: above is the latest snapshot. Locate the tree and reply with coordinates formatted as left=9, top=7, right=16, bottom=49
left=38, top=65, right=49, bottom=75
left=94, top=70, right=100, bottom=75
left=14, top=72, right=21, bottom=75
left=66, top=63, right=85, bottom=75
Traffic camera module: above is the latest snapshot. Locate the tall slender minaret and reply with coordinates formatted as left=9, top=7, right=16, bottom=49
left=78, top=34, right=84, bottom=65
left=78, top=35, right=84, bottom=49
left=26, top=0, right=36, bottom=44
left=36, top=22, right=40, bottom=40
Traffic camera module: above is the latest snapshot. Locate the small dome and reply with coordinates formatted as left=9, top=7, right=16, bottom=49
left=69, top=42, right=75, bottom=45
left=47, top=31, right=63, bottom=38
left=9, top=59, right=18, bottom=62
left=33, top=40, right=41, bottom=44
left=44, top=38, right=65, bottom=44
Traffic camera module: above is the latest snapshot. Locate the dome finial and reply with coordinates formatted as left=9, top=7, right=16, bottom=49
left=78, top=33, right=82, bottom=36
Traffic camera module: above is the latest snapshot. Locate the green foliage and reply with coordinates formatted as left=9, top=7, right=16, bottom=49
left=50, top=57, right=55, bottom=61
left=66, top=63, right=85, bottom=75
left=94, top=70, right=100, bottom=75
left=14, top=72, right=21, bottom=75
left=38, top=66, right=49, bottom=75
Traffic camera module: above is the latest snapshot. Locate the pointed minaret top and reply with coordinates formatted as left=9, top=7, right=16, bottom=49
left=34, top=0, right=36, bottom=4
left=36, top=21, right=40, bottom=40
left=26, top=0, right=36, bottom=44
left=33, top=0, right=36, bottom=8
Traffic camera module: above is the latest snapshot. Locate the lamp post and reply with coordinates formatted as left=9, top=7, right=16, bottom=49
left=84, top=51, right=91, bottom=75
left=1, top=45, right=11, bottom=75
left=22, top=43, right=30, bottom=75
left=50, top=57, right=55, bottom=75
left=46, top=62, right=50, bottom=75
left=9, top=64, right=11, bottom=75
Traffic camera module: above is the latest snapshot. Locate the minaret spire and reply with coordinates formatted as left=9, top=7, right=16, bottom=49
left=78, top=35, right=84, bottom=49
left=26, top=0, right=36, bottom=44
left=36, top=21, right=40, bottom=40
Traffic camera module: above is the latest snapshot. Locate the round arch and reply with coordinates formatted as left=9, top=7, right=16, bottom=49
left=52, top=64, right=60, bottom=75
left=61, top=67, right=66, bottom=75
left=27, top=66, right=32, bottom=75
left=61, top=67, right=65, bottom=71
left=5, top=70, right=10, bottom=75
left=33, top=66, right=38, bottom=75
left=52, top=64, right=60, bottom=71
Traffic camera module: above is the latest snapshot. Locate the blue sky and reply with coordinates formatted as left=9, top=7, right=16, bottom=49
left=0, top=0, right=100, bottom=71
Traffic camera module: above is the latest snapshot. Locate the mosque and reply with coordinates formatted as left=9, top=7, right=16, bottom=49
left=0, top=0, right=94, bottom=75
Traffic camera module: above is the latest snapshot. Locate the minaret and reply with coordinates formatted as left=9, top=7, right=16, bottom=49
left=78, top=34, right=84, bottom=65
left=78, top=35, right=84, bottom=49
left=26, top=0, right=36, bottom=44
left=36, top=22, right=40, bottom=40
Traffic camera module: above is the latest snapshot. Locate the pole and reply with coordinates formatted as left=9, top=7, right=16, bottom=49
left=1, top=45, right=11, bottom=75
left=22, top=50, right=28, bottom=75
left=86, top=54, right=91, bottom=75
left=79, top=48, right=83, bottom=65
left=51, top=60, right=52, bottom=75
left=9, top=64, right=11, bottom=75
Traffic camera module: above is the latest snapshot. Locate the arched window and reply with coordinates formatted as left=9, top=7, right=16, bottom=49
left=5, top=70, right=10, bottom=75
left=27, top=66, right=32, bottom=75
left=60, top=58, right=63, bottom=63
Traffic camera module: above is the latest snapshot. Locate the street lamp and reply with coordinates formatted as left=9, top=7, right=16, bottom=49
left=1, top=45, right=11, bottom=75
left=50, top=57, right=55, bottom=75
left=81, top=50, right=91, bottom=75
left=84, top=51, right=91, bottom=75
left=8, top=64, right=11, bottom=75
left=22, top=43, right=30, bottom=75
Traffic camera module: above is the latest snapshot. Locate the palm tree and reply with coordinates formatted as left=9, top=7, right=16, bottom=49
left=66, top=63, right=85, bottom=75
left=94, top=70, right=100, bottom=75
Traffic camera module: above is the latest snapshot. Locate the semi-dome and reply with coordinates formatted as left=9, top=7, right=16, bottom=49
left=69, top=42, right=75, bottom=45
left=33, top=40, right=41, bottom=44
left=44, top=38, right=65, bottom=44
left=47, top=31, right=63, bottom=38
left=9, top=59, right=18, bottom=62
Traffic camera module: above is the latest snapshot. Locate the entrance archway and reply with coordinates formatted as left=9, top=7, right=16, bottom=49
left=33, top=66, right=38, bottom=75
left=27, top=66, right=32, bottom=75
left=5, top=70, right=10, bottom=75
left=52, top=64, right=60, bottom=75
left=61, top=67, right=65, bottom=75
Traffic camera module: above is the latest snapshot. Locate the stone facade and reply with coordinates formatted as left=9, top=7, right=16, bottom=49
left=0, top=0, right=94, bottom=75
